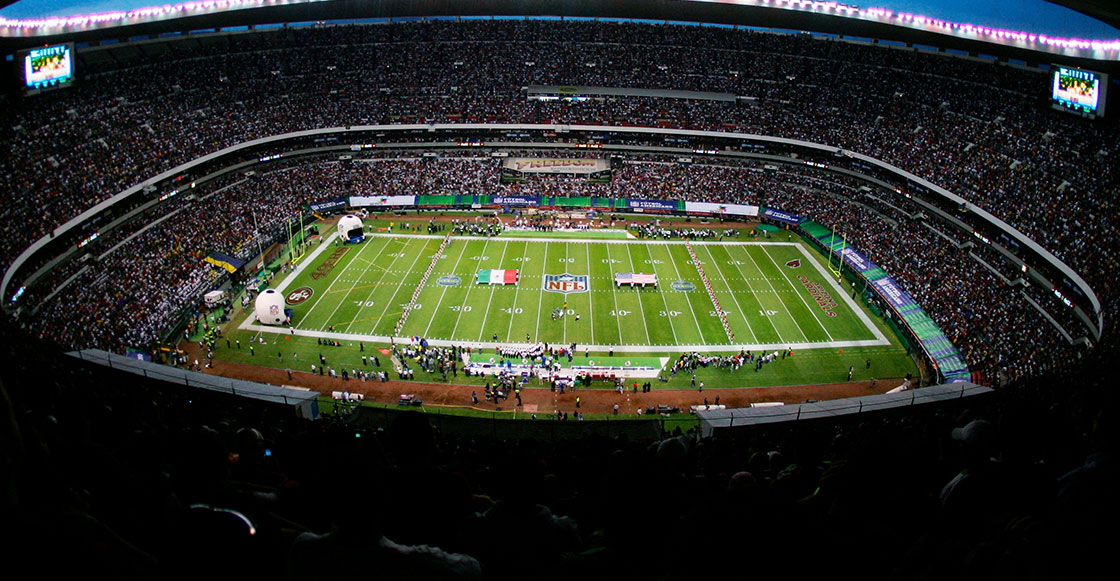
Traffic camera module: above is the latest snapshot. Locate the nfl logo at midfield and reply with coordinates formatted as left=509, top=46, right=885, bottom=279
left=544, top=273, right=589, bottom=294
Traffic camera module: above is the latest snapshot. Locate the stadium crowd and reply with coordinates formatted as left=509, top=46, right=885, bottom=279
left=0, top=317, right=1115, bottom=580
left=1, top=19, right=1115, bottom=383
left=17, top=150, right=1099, bottom=383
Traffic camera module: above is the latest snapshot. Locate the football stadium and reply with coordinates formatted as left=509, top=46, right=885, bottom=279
left=1, top=0, right=1117, bottom=578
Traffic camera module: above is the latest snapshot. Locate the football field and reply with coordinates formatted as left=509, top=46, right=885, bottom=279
left=245, top=231, right=889, bottom=353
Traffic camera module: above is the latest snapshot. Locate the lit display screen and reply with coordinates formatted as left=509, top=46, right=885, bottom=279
left=22, top=43, right=75, bottom=93
left=1050, top=66, right=1108, bottom=117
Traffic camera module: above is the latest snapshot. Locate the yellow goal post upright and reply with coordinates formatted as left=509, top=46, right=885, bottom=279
left=828, top=226, right=846, bottom=284
left=289, top=211, right=310, bottom=265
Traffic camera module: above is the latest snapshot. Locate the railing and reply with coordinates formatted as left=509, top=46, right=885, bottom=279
left=698, top=381, right=994, bottom=436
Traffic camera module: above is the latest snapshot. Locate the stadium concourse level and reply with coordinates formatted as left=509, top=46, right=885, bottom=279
left=23, top=155, right=1087, bottom=387
left=1, top=22, right=1116, bottom=364
left=0, top=317, right=1116, bottom=579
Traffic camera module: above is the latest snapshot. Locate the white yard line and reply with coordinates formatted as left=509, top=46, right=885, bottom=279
left=723, top=245, right=785, bottom=343
left=742, top=245, right=810, bottom=342
left=476, top=240, right=511, bottom=341
left=623, top=243, right=658, bottom=346
left=700, top=244, right=758, bottom=344
left=797, top=244, right=888, bottom=342
left=450, top=239, right=492, bottom=339
left=561, top=243, right=569, bottom=344
left=366, top=238, right=433, bottom=336
left=534, top=240, right=550, bottom=342
left=422, top=240, right=471, bottom=339
left=605, top=244, right=624, bottom=346
left=503, top=242, right=530, bottom=342
left=760, top=245, right=834, bottom=342
left=585, top=242, right=595, bottom=346
left=667, top=244, right=710, bottom=344
left=335, top=240, right=402, bottom=333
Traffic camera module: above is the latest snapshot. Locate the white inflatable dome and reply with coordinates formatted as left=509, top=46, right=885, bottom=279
left=337, top=215, right=364, bottom=241
left=254, top=289, right=287, bottom=325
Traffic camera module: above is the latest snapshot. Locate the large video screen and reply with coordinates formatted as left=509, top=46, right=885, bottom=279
left=22, top=43, right=75, bottom=94
left=1050, top=65, right=1107, bottom=118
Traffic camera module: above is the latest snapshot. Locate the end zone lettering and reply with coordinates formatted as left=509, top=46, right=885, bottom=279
left=310, top=247, right=350, bottom=280
left=796, top=274, right=838, bottom=317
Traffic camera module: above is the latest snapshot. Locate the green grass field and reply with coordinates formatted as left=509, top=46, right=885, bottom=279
left=246, top=231, right=888, bottom=353
left=205, top=224, right=918, bottom=390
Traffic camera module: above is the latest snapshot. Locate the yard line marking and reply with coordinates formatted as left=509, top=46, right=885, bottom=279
left=336, top=240, right=408, bottom=333
left=504, top=241, right=530, bottom=342
left=301, top=236, right=390, bottom=327
left=742, top=246, right=809, bottom=342
left=700, top=244, right=758, bottom=344
left=534, top=240, right=549, bottom=342
left=366, top=238, right=436, bottom=336
left=761, top=245, right=834, bottom=342
left=450, top=239, right=491, bottom=339
left=725, top=245, right=785, bottom=343
left=562, top=242, right=569, bottom=345
left=623, top=243, right=655, bottom=345
left=605, top=243, right=624, bottom=346
left=662, top=244, right=706, bottom=344
left=422, top=240, right=471, bottom=338
left=796, top=244, right=888, bottom=342
left=477, top=240, right=511, bottom=342
left=585, top=242, right=595, bottom=346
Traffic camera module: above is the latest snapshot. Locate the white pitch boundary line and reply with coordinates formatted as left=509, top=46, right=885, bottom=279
left=240, top=321, right=890, bottom=353
left=365, top=238, right=434, bottom=336
left=760, top=245, right=835, bottom=342
left=422, top=239, right=471, bottom=339
left=297, top=236, right=385, bottom=329
left=366, top=233, right=801, bottom=246
left=796, top=244, right=888, bottom=343
left=476, top=240, right=511, bottom=342
left=700, top=244, right=758, bottom=344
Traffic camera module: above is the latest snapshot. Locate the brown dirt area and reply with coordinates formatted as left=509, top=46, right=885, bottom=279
left=183, top=343, right=902, bottom=416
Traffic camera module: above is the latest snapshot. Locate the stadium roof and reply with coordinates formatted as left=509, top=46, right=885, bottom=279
left=1, top=0, right=1118, bottom=70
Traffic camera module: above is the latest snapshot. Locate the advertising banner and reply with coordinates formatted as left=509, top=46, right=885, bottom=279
left=626, top=199, right=680, bottom=212
left=838, top=247, right=875, bottom=274
left=503, top=158, right=609, bottom=174
left=348, top=195, right=416, bottom=207
left=871, top=277, right=917, bottom=310
left=309, top=199, right=347, bottom=213
left=491, top=195, right=541, bottom=206
left=760, top=208, right=804, bottom=224
left=684, top=202, right=760, bottom=216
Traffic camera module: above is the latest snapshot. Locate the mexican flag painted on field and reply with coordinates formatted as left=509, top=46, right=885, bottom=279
left=476, top=269, right=519, bottom=285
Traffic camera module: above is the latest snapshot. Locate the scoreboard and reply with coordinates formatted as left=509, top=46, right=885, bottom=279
left=1050, top=65, right=1107, bottom=118
left=21, top=43, right=75, bottom=95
